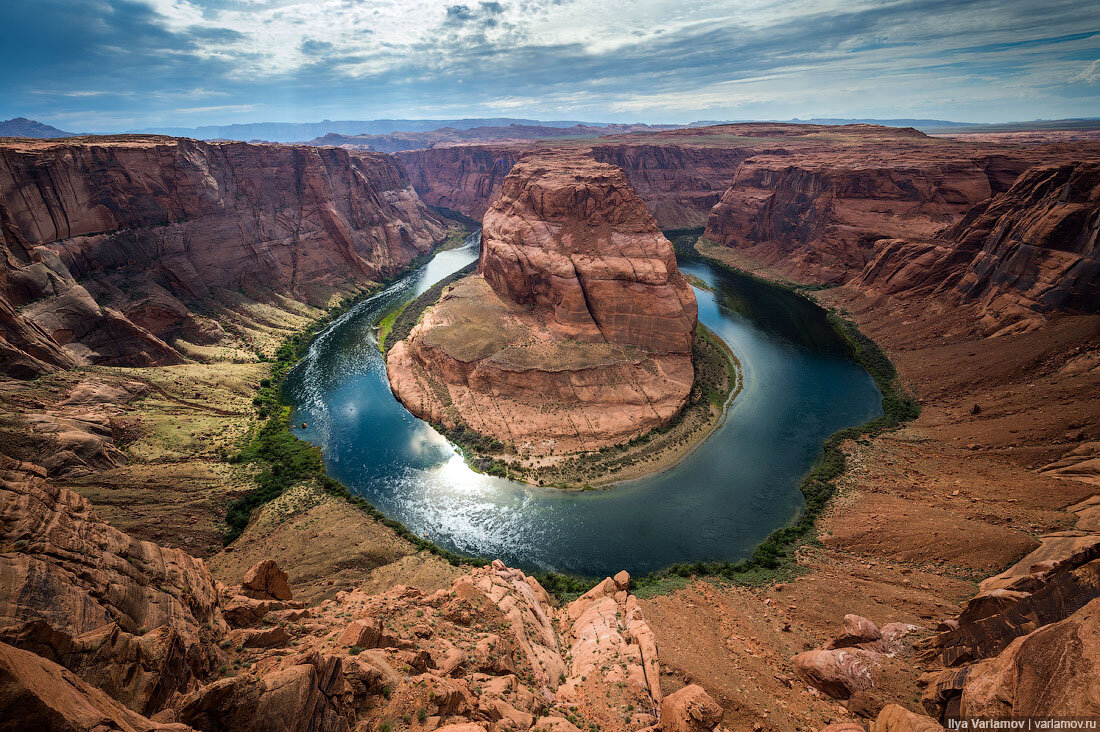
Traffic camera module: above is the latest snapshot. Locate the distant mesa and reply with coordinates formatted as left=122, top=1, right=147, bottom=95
left=386, top=152, right=699, bottom=460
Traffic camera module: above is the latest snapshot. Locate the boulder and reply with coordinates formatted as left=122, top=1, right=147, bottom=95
left=241, top=560, right=293, bottom=601
left=177, top=653, right=349, bottom=732
left=658, top=684, right=723, bottom=732
left=792, top=649, right=875, bottom=699
left=828, top=615, right=883, bottom=649
left=869, top=704, right=944, bottom=732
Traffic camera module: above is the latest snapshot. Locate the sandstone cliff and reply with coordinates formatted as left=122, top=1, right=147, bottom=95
left=398, top=139, right=752, bottom=230
left=396, top=146, right=520, bottom=220
left=387, top=154, right=698, bottom=457
left=856, top=162, right=1100, bottom=330
left=0, top=135, right=445, bottom=376
left=702, top=145, right=1031, bottom=283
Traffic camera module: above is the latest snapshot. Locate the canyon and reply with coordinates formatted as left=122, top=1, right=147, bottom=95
left=0, top=121, right=1098, bottom=731
left=0, top=135, right=446, bottom=377
left=386, top=153, right=701, bottom=463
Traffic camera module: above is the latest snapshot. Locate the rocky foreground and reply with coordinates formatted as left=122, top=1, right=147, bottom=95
left=0, top=453, right=701, bottom=731
left=3, top=442, right=1098, bottom=731
left=387, top=154, right=698, bottom=457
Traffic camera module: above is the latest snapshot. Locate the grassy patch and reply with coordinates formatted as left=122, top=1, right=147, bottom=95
left=383, top=263, right=477, bottom=355
left=376, top=303, right=408, bottom=352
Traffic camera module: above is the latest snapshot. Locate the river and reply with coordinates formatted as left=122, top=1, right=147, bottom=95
left=284, top=233, right=882, bottom=577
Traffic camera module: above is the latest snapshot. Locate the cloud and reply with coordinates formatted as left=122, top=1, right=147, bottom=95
left=1073, top=59, right=1100, bottom=83
left=2, top=0, right=1098, bottom=129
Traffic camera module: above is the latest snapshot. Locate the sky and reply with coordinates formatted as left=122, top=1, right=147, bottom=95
left=1, top=0, right=1098, bottom=132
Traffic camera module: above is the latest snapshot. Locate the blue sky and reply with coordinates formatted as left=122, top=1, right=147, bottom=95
left=2, top=0, right=1098, bottom=132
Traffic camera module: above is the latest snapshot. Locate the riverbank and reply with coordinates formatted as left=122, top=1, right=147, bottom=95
left=626, top=235, right=920, bottom=594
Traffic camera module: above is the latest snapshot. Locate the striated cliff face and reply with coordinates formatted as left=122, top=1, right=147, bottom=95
left=398, top=142, right=753, bottom=230
left=702, top=148, right=1031, bottom=283
left=855, top=162, right=1100, bottom=329
left=387, top=154, right=698, bottom=456
left=584, top=144, right=753, bottom=229
left=0, top=136, right=445, bottom=376
left=396, top=146, right=520, bottom=220
left=479, top=155, right=698, bottom=353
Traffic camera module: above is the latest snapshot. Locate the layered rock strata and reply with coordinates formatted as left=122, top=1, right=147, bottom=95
left=387, top=154, right=697, bottom=456
left=855, top=162, right=1100, bottom=330
left=0, top=135, right=445, bottom=376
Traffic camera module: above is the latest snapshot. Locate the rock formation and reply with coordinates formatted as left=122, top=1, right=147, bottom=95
left=856, top=162, right=1100, bottom=329
left=0, top=135, right=445, bottom=376
left=398, top=139, right=753, bottom=230
left=397, top=146, right=521, bottom=220
left=0, top=452, right=683, bottom=730
left=387, top=154, right=698, bottom=456
left=702, top=137, right=1028, bottom=282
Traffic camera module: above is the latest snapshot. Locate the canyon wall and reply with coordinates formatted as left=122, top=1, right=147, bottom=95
left=0, top=136, right=445, bottom=376
left=397, top=142, right=752, bottom=229
left=396, top=146, right=520, bottom=220
left=701, top=147, right=1033, bottom=283
left=387, top=154, right=698, bottom=456
left=854, top=161, right=1100, bottom=329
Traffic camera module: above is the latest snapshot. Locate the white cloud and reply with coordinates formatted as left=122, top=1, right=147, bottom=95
left=1073, top=59, right=1100, bottom=83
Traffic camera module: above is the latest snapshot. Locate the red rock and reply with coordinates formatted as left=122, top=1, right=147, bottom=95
left=827, top=614, right=883, bottom=649
left=480, top=154, right=697, bottom=353
left=0, top=619, right=196, bottom=717
left=241, top=560, right=293, bottom=601
left=532, top=718, right=583, bottom=732
left=237, top=626, right=289, bottom=649
left=337, top=618, right=385, bottom=649
left=658, top=684, right=723, bottom=732
left=869, top=704, right=943, bottom=732
left=856, top=162, right=1100, bottom=327
left=0, top=455, right=226, bottom=651
left=924, top=540, right=1100, bottom=667
left=397, top=146, right=521, bottom=219
left=387, top=153, right=697, bottom=456
left=791, top=649, right=876, bottom=699
left=0, top=641, right=187, bottom=731
left=954, top=597, right=1100, bottom=718
left=0, top=136, right=444, bottom=375
left=177, top=652, right=350, bottom=732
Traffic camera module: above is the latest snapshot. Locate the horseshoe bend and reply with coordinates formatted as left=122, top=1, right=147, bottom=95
left=3, top=4, right=1100, bottom=728
left=385, top=154, right=738, bottom=484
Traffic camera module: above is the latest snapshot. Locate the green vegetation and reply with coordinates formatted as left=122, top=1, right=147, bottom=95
left=225, top=226, right=917, bottom=602
left=437, top=225, right=473, bottom=251
left=223, top=245, right=487, bottom=568
left=376, top=302, right=407, bottom=352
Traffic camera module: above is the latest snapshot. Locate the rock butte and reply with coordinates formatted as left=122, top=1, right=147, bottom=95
left=387, top=154, right=698, bottom=456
